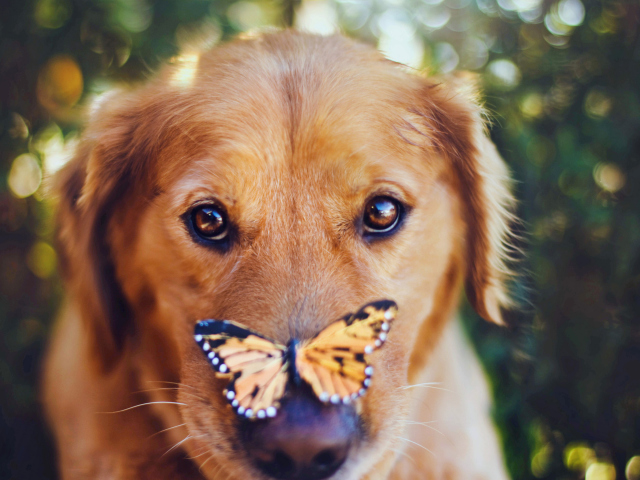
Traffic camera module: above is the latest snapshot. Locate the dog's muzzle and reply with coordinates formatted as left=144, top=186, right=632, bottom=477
left=241, top=387, right=359, bottom=480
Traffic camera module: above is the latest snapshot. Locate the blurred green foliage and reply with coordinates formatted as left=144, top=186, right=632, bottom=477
left=1, top=0, right=639, bottom=479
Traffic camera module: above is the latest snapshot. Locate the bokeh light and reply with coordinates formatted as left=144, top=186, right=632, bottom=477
left=564, top=442, right=596, bottom=472
left=531, top=443, right=553, bottom=477
left=8, top=154, right=42, bottom=199
left=36, top=55, right=83, bottom=116
left=486, top=59, right=521, bottom=89
left=557, top=0, right=585, bottom=27
left=434, top=42, right=459, bottom=72
left=228, top=1, right=271, bottom=31
left=545, top=7, right=574, bottom=36
left=593, top=163, right=625, bottom=193
left=176, top=18, right=222, bottom=52
left=26, top=242, right=57, bottom=279
left=9, top=113, right=30, bottom=140
left=378, top=34, right=425, bottom=68
left=627, top=456, right=640, bottom=480
left=32, top=123, right=76, bottom=175
left=418, top=5, right=451, bottom=29
left=34, top=0, right=72, bottom=29
left=520, top=91, right=544, bottom=119
left=460, top=37, right=488, bottom=69
left=585, top=462, right=616, bottom=480
left=584, top=88, right=613, bottom=119
left=296, top=0, right=339, bottom=35
left=114, top=0, right=153, bottom=33
left=375, top=7, right=425, bottom=68
left=337, top=1, right=370, bottom=31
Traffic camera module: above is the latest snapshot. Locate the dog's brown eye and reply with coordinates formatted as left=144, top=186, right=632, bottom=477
left=191, top=204, right=229, bottom=241
left=363, top=196, right=402, bottom=234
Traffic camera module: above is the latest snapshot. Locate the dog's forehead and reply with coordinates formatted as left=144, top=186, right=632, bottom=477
left=160, top=57, right=435, bottom=201
left=150, top=34, right=455, bottom=241
left=165, top=128, right=428, bottom=220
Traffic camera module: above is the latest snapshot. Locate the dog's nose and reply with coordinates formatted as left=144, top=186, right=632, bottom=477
left=242, top=392, right=358, bottom=480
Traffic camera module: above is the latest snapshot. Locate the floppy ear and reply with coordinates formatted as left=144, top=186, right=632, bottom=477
left=416, top=75, right=516, bottom=325
left=55, top=90, right=163, bottom=370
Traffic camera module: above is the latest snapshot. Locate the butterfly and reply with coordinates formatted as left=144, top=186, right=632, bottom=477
left=194, top=299, right=397, bottom=420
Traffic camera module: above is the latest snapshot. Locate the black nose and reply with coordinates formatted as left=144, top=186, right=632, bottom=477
left=242, top=391, right=359, bottom=480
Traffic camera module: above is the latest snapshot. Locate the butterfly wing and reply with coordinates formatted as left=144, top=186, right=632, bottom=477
left=195, top=320, right=288, bottom=419
left=296, top=299, right=397, bottom=405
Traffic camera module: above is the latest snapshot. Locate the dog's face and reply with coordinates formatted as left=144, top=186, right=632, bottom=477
left=56, top=33, right=513, bottom=480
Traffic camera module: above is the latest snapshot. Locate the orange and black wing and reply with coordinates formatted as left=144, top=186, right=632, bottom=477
left=195, top=320, right=288, bottom=419
left=295, top=300, right=397, bottom=405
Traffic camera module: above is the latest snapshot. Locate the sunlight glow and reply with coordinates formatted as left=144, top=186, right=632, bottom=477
left=170, top=53, right=200, bottom=89
left=33, top=123, right=76, bottom=175
left=378, top=34, right=424, bottom=69
left=295, top=0, right=338, bottom=35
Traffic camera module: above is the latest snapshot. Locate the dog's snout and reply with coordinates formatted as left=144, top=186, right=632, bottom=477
left=250, top=428, right=349, bottom=480
left=243, top=391, right=359, bottom=480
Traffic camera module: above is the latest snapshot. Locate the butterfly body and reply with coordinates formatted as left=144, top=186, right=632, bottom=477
left=194, top=300, right=397, bottom=420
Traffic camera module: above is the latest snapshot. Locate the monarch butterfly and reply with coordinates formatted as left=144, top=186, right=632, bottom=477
left=194, top=300, right=396, bottom=420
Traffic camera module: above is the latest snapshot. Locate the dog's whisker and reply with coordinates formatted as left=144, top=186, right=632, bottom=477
left=185, top=440, right=213, bottom=461
left=134, top=387, right=182, bottom=397
left=398, top=381, right=441, bottom=388
left=136, top=387, right=206, bottom=402
left=199, top=459, right=215, bottom=477
left=395, top=436, right=436, bottom=458
left=198, top=452, right=218, bottom=474
left=148, top=423, right=187, bottom=439
left=187, top=448, right=211, bottom=460
left=398, top=382, right=451, bottom=392
left=144, top=380, right=199, bottom=391
left=137, top=386, right=179, bottom=392
left=209, top=462, right=225, bottom=478
left=98, top=401, right=187, bottom=414
left=162, top=434, right=192, bottom=458
left=404, top=421, right=444, bottom=436
left=390, top=447, right=418, bottom=467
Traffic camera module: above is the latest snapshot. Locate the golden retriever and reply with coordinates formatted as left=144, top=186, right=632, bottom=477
left=43, top=31, right=514, bottom=480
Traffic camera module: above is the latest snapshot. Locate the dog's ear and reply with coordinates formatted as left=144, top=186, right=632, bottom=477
left=55, top=90, right=162, bottom=370
left=416, top=75, right=515, bottom=325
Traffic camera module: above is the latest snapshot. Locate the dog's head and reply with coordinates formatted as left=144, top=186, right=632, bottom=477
left=55, top=31, right=513, bottom=480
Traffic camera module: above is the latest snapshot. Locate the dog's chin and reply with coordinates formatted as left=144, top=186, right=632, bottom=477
left=179, top=395, right=395, bottom=480
left=184, top=433, right=381, bottom=480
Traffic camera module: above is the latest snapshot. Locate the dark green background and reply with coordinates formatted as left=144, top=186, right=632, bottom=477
left=1, top=0, right=639, bottom=478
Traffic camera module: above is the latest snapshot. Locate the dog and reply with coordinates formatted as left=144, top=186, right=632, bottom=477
left=42, top=31, right=515, bottom=480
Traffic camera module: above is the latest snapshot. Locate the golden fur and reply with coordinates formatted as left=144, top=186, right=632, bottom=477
left=43, top=31, right=514, bottom=479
